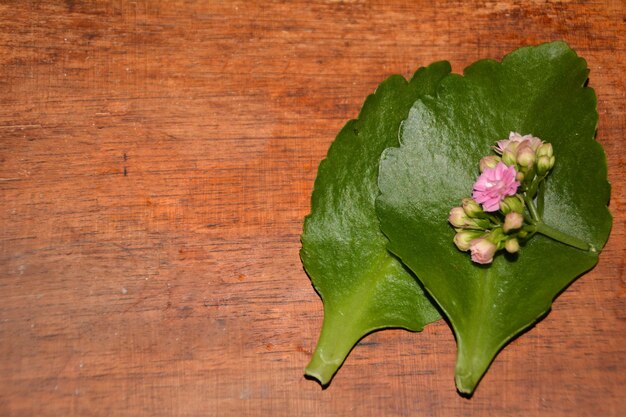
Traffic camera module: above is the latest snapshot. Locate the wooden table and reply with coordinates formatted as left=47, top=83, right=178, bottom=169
left=1, top=1, right=624, bottom=416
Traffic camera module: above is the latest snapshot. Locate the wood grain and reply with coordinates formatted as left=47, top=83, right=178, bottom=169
left=0, top=1, right=624, bottom=416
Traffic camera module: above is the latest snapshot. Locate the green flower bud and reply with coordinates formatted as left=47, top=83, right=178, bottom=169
left=505, top=238, right=520, bottom=253
left=500, top=195, right=524, bottom=214
left=536, top=143, right=553, bottom=158
left=450, top=206, right=489, bottom=229
left=537, top=155, right=551, bottom=175
left=454, top=230, right=483, bottom=252
left=462, top=198, right=483, bottom=218
left=502, top=149, right=517, bottom=166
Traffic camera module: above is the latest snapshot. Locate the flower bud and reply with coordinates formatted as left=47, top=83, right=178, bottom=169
left=500, top=195, right=524, bottom=214
left=518, top=230, right=528, bottom=239
left=469, top=237, right=497, bottom=264
left=502, top=149, right=517, bottom=166
left=453, top=230, right=483, bottom=251
left=479, top=155, right=501, bottom=172
left=512, top=195, right=525, bottom=212
left=536, top=143, right=553, bottom=158
left=537, top=155, right=551, bottom=175
left=448, top=207, right=468, bottom=228
left=505, top=238, right=520, bottom=253
left=503, top=212, right=524, bottom=232
left=462, top=198, right=483, bottom=218
left=517, top=146, right=536, bottom=167
left=516, top=171, right=524, bottom=182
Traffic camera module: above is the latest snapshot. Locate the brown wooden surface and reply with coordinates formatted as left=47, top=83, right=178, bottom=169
left=1, top=1, right=624, bottom=416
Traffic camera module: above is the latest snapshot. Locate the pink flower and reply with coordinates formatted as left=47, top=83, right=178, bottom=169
left=494, top=132, right=543, bottom=155
left=469, top=238, right=497, bottom=264
left=472, top=163, right=520, bottom=212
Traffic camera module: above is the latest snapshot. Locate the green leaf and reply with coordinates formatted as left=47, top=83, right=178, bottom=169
left=301, top=61, right=450, bottom=386
left=376, top=42, right=612, bottom=394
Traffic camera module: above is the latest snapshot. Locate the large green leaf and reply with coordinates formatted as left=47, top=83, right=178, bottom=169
left=376, top=42, right=612, bottom=394
left=301, top=62, right=450, bottom=386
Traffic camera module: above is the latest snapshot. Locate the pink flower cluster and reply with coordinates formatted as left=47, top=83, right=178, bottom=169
left=472, top=163, right=520, bottom=212
left=449, top=132, right=557, bottom=265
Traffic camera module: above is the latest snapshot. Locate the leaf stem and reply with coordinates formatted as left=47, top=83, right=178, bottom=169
left=535, top=222, right=596, bottom=252
left=522, top=181, right=594, bottom=252
left=305, top=314, right=360, bottom=387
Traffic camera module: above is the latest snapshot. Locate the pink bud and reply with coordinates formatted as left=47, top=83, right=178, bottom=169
left=479, top=155, right=501, bottom=172
left=448, top=207, right=468, bottom=228
left=505, top=238, right=520, bottom=253
left=503, top=212, right=524, bottom=232
left=516, top=145, right=536, bottom=167
left=469, top=238, right=497, bottom=264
